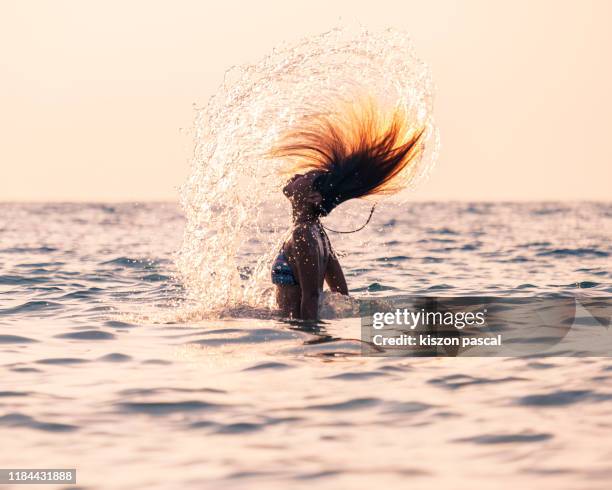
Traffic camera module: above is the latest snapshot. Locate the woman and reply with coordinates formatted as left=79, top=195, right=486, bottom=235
left=271, top=99, right=425, bottom=320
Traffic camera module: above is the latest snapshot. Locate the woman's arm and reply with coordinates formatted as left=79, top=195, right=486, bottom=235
left=292, top=227, right=321, bottom=320
left=325, top=250, right=348, bottom=295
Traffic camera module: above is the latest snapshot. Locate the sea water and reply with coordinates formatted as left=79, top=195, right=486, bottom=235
left=1, top=201, right=611, bottom=489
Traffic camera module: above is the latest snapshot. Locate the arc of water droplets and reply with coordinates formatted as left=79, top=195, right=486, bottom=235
left=176, top=26, right=440, bottom=317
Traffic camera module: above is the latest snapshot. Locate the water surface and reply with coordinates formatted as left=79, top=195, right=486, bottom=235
left=1, top=202, right=611, bottom=489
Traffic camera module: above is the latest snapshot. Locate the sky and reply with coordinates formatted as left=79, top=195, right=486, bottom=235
left=1, top=0, right=611, bottom=201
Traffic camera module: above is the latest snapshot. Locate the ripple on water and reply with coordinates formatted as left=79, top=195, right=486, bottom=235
left=210, top=417, right=303, bottom=435
left=54, top=330, right=116, bottom=341
left=142, top=273, right=170, bottom=282
left=101, top=257, right=160, bottom=269
left=426, top=227, right=459, bottom=235
left=15, top=261, right=65, bottom=268
left=0, top=275, right=51, bottom=285
left=193, top=415, right=302, bottom=434
left=117, top=400, right=221, bottom=415
left=526, top=361, right=557, bottom=369
left=60, top=288, right=103, bottom=300
left=567, top=281, right=600, bottom=288
left=514, top=389, right=612, bottom=406
left=118, top=387, right=225, bottom=396
left=351, top=283, right=397, bottom=292
left=304, top=397, right=381, bottom=411
left=0, top=246, right=58, bottom=254
left=214, top=422, right=264, bottom=434
left=519, top=241, right=552, bottom=248
left=379, top=364, right=412, bottom=372
left=454, top=432, right=554, bottom=444
left=243, top=362, right=294, bottom=371
left=36, top=358, right=90, bottom=365
left=375, top=255, right=410, bottom=262
left=0, top=413, right=78, bottom=432
left=381, top=401, right=435, bottom=414
left=325, top=371, right=390, bottom=381
left=189, top=328, right=296, bottom=346
left=10, top=367, right=42, bottom=373
left=0, top=335, right=38, bottom=344
left=1, top=301, right=62, bottom=315
left=141, top=359, right=173, bottom=365
left=429, top=374, right=525, bottom=390
left=536, top=248, right=609, bottom=258
left=576, top=267, right=607, bottom=276
left=105, top=320, right=137, bottom=328
left=426, top=284, right=453, bottom=290
left=98, top=353, right=132, bottom=362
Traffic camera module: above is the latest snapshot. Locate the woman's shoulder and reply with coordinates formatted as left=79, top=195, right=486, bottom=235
left=291, top=223, right=313, bottom=240
left=289, top=223, right=321, bottom=248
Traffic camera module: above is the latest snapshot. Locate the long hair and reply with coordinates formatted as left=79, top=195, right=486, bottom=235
left=270, top=97, right=425, bottom=215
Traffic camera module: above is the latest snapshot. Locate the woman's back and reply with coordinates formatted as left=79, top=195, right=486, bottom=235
left=285, top=222, right=329, bottom=289
left=274, top=222, right=330, bottom=318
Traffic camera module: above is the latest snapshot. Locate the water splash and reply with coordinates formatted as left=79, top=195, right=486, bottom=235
left=177, top=26, right=440, bottom=317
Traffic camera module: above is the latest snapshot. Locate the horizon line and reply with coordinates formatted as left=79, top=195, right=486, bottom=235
left=1, top=199, right=610, bottom=205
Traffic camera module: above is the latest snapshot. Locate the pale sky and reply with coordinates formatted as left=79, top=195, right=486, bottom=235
left=1, top=0, right=611, bottom=201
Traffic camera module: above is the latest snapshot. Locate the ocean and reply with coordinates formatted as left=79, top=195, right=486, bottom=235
left=1, top=201, right=611, bottom=489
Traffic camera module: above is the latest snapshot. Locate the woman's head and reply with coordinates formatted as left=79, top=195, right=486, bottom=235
left=282, top=170, right=323, bottom=214
left=272, top=97, right=425, bottom=216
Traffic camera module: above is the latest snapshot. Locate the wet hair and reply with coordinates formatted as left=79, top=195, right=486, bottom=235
left=271, top=97, right=425, bottom=215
